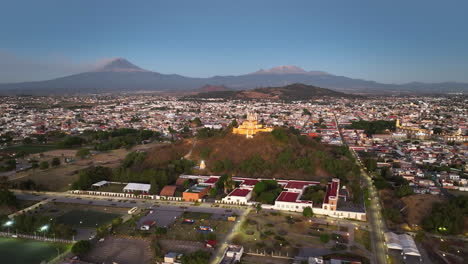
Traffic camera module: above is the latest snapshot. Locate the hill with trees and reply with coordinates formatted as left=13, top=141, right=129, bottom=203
left=139, top=127, right=363, bottom=202
left=188, top=83, right=355, bottom=101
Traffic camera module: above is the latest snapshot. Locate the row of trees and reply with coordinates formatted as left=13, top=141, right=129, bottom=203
left=348, top=120, right=396, bottom=136
left=57, top=128, right=160, bottom=151
left=71, top=151, right=195, bottom=194
left=422, top=196, right=468, bottom=235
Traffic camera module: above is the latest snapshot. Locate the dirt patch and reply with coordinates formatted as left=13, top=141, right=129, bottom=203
left=9, top=145, right=161, bottom=191
left=241, top=254, right=291, bottom=264
left=143, top=141, right=191, bottom=168
left=401, top=194, right=446, bottom=226
left=159, top=239, right=210, bottom=254
left=83, top=236, right=153, bottom=264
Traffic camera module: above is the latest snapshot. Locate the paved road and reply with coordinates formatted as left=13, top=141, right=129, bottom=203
left=351, top=149, right=388, bottom=264
left=335, top=116, right=386, bottom=264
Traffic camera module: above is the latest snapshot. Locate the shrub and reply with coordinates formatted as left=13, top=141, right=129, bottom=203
left=71, top=240, right=92, bottom=256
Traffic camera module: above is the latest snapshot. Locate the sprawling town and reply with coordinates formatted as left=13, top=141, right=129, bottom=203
left=0, top=95, right=466, bottom=264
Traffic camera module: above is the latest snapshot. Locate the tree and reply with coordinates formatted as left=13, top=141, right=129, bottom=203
left=231, top=119, right=238, bottom=127
left=76, top=148, right=90, bottom=159
left=302, top=108, right=312, bottom=116
left=23, top=137, right=33, bottom=144
left=181, top=250, right=210, bottom=264
left=0, top=188, right=18, bottom=207
left=209, top=187, right=218, bottom=197
left=191, top=117, right=202, bottom=127
left=168, top=126, right=176, bottom=141
left=395, top=184, right=413, bottom=198
left=149, top=179, right=159, bottom=195
left=422, top=196, right=467, bottom=235
left=51, top=157, right=61, bottom=167
left=155, top=227, right=167, bottom=235
left=303, top=207, right=314, bottom=218
left=255, top=203, right=262, bottom=213
left=320, top=233, right=330, bottom=243
left=71, top=240, right=92, bottom=256
left=39, top=161, right=49, bottom=170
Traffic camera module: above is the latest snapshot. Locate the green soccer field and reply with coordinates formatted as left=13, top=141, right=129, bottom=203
left=0, top=237, right=70, bottom=264
left=56, top=209, right=120, bottom=228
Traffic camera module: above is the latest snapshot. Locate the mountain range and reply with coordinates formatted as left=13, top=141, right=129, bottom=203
left=0, top=58, right=466, bottom=95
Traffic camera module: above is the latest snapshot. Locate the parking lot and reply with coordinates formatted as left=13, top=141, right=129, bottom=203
left=135, top=205, right=243, bottom=229
left=138, top=208, right=183, bottom=228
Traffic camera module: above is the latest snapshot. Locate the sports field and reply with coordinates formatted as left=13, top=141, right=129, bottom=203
left=56, top=209, right=120, bottom=227
left=0, top=237, right=70, bottom=264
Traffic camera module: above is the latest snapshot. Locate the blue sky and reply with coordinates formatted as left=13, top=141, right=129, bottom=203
left=1, top=0, right=467, bottom=83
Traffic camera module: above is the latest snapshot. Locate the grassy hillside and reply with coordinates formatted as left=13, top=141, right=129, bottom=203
left=142, top=128, right=360, bottom=186
left=188, top=83, right=354, bottom=101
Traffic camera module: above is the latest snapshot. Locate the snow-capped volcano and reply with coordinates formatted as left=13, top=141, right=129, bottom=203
left=94, top=58, right=149, bottom=72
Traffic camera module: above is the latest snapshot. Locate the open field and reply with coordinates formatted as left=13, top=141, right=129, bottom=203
left=159, top=239, right=210, bottom=254
left=231, top=211, right=338, bottom=256
left=400, top=194, right=446, bottom=226
left=161, top=212, right=235, bottom=242
left=0, top=237, right=70, bottom=264
left=8, top=142, right=162, bottom=191
left=83, top=236, right=153, bottom=264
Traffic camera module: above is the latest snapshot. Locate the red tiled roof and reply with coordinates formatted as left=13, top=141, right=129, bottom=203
left=239, top=179, right=259, bottom=186
left=276, top=191, right=300, bottom=203
left=229, top=188, right=251, bottom=197
left=160, top=185, right=177, bottom=196
left=204, top=177, right=219, bottom=184
left=323, top=180, right=339, bottom=204
left=285, top=181, right=317, bottom=190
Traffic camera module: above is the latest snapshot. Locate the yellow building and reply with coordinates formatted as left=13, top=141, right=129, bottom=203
left=233, top=112, right=273, bottom=138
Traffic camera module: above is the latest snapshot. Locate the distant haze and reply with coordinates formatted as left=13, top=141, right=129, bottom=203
left=0, top=58, right=466, bottom=95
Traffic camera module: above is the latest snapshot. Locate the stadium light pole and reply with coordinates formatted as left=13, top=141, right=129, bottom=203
left=40, top=225, right=49, bottom=239
left=3, top=220, right=14, bottom=235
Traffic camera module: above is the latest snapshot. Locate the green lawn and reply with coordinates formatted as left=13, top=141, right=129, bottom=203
left=56, top=209, right=120, bottom=228
left=2, top=144, right=60, bottom=154
left=0, top=237, right=70, bottom=264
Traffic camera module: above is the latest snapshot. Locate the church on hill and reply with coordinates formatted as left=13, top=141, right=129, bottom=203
left=232, top=112, right=273, bottom=138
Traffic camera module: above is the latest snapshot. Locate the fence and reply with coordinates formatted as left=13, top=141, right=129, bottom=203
left=0, top=231, right=74, bottom=244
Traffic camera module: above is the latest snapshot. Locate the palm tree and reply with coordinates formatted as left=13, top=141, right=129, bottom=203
left=168, top=126, right=176, bottom=141
left=223, top=175, right=236, bottom=194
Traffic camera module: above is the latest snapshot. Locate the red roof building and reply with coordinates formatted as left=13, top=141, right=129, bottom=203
left=276, top=192, right=300, bottom=203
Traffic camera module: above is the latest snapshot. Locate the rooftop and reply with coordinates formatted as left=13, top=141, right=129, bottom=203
left=203, top=177, right=219, bottom=184
left=185, top=184, right=209, bottom=193
left=276, top=191, right=300, bottom=203
left=228, top=188, right=251, bottom=197
left=285, top=180, right=318, bottom=190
